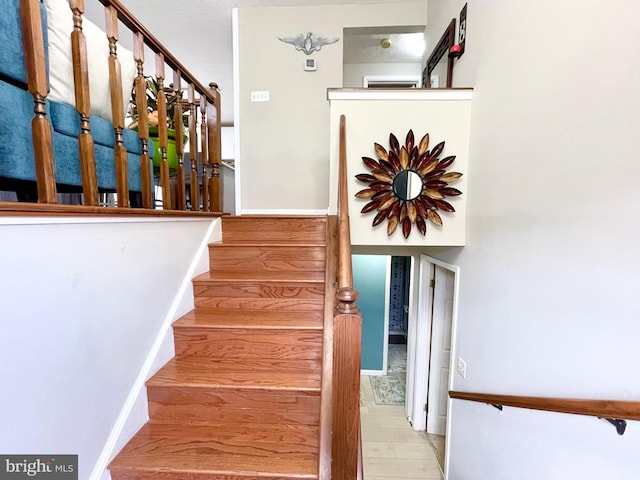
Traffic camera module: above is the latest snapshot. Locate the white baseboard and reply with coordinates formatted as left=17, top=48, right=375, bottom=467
left=89, top=220, right=221, bottom=480
left=240, top=209, right=328, bottom=215
left=361, top=369, right=386, bottom=376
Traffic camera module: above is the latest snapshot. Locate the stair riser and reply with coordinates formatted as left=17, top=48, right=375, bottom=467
left=148, top=395, right=320, bottom=426
left=148, top=401, right=320, bottom=426
left=147, top=385, right=321, bottom=412
left=193, top=283, right=324, bottom=300
left=222, top=217, right=326, bottom=243
left=194, top=297, right=324, bottom=310
left=114, top=439, right=317, bottom=456
left=174, top=330, right=323, bottom=360
left=209, top=246, right=325, bottom=273
left=131, top=424, right=318, bottom=448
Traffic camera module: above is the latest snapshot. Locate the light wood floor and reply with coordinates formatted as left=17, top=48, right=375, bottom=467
left=361, top=375, right=444, bottom=479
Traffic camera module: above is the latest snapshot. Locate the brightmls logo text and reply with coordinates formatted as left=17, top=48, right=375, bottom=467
left=0, top=456, right=77, bottom=480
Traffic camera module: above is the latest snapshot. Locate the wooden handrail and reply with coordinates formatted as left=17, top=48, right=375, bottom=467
left=331, top=114, right=363, bottom=480
left=0, top=202, right=221, bottom=217
left=450, top=391, right=640, bottom=421
left=337, top=115, right=353, bottom=290
left=95, top=0, right=216, bottom=104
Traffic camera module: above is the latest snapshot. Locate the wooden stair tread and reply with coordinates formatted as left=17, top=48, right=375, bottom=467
left=169, top=356, right=321, bottom=370
left=148, top=358, right=321, bottom=391
left=174, top=310, right=324, bottom=330
left=109, top=422, right=318, bottom=479
left=193, top=270, right=325, bottom=283
left=213, top=240, right=325, bottom=246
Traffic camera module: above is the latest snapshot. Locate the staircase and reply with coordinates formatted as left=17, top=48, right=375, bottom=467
left=109, top=215, right=329, bottom=480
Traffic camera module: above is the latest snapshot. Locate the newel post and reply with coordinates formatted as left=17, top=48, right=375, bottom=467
left=335, top=287, right=359, bottom=315
left=332, top=286, right=362, bottom=480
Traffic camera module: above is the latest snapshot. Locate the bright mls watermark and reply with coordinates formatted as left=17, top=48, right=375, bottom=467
left=0, top=456, right=77, bottom=480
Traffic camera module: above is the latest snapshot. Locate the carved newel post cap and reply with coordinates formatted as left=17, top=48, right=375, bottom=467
left=335, top=287, right=360, bottom=314
left=209, top=82, right=219, bottom=90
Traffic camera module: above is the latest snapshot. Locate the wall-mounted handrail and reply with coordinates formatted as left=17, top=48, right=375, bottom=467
left=450, top=390, right=640, bottom=436
left=331, top=114, right=363, bottom=480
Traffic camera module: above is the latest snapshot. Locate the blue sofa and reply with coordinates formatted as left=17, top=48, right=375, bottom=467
left=0, top=0, right=152, bottom=203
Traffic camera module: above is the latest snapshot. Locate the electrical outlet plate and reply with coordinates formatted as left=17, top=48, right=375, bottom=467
left=457, top=356, right=467, bottom=379
left=250, top=91, right=270, bottom=102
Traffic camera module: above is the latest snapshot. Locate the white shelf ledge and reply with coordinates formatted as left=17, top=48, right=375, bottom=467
left=327, top=88, right=473, bottom=101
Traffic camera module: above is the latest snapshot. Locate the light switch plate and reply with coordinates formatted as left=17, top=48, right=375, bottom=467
left=457, top=356, right=467, bottom=379
left=250, top=91, right=270, bottom=102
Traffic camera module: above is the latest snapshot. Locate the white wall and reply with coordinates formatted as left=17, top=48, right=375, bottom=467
left=0, top=217, right=219, bottom=480
left=343, top=62, right=422, bottom=88
left=236, top=2, right=425, bottom=213
left=420, top=0, right=640, bottom=478
left=329, top=89, right=471, bottom=246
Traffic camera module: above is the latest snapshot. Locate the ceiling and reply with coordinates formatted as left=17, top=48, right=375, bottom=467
left=85, top=0, right=424, bottom=124
left=343, top=26, right=425, bottom=64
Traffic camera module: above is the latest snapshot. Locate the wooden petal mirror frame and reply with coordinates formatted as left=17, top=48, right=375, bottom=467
left=354, top=130, right=463, bottom=239
left=422, top=18, right=456, bottom=88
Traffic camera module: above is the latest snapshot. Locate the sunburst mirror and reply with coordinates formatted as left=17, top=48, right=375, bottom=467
left=355, top=130, right=463, bottom=238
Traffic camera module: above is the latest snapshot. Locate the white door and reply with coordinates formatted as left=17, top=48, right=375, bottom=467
left=426, top=265, right=454, bottom=435
left=406, top=257, right=434, bottom=427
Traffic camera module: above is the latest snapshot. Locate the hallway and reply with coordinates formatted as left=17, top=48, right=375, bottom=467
left=360, top=375, right=443, bottom=479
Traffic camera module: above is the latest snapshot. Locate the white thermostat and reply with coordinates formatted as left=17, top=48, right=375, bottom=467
left=304, top=58, right=316, bottom=71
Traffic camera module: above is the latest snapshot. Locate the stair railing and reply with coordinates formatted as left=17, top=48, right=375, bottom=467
left=9, top=0, right=222, bottom=213
left=450, top=391, right=640, bottom=436
left=331, top=114, right=363, bottom=480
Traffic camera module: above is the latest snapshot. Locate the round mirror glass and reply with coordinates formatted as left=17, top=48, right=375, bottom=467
left=393, top=170, right=422, bottom=201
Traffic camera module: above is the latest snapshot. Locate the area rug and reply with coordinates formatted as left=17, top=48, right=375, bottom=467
left=370, top=372, right=406, bottom=405
left=388, top=343, right=407, bottom=373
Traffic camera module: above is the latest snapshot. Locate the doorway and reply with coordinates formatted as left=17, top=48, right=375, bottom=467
left=342, top=26, right=426, bottom=89
left=405, top=255, right=459, bottom=476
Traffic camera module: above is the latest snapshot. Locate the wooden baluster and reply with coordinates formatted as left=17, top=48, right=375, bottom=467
left=173, top=72, right=185, bottom=210
left=133, top=32, right=152, bottom=209
left=199, top=95, right=209, bottom=212
left=207, top=82, right=222, bottom=212
left=20, top=0, right=56, bottom=203
left=69, top=0, right=97, bottom=206
left=188, top=84, right=199, bottom=211
left=156, top=54, right=171, bottom=209
left=105, top=6, right=129, bottom=207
